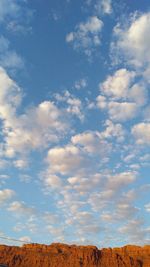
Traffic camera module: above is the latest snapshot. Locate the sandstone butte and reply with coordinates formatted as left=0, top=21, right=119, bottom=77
left=0, top=243, right=150, bottom=267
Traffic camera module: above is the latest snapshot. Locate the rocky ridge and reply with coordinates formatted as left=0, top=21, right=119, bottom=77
left=0, top=243, right=150, bottom=267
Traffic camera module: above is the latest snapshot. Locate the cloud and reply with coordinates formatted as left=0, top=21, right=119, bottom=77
left=88, top=171, right=138, bottom=212
left=8, top=201, right=36, bottom=216
left=112, top=12, right=150, bottom=67
left=118, top=219, right=150, bottom=244
left=74, top=78, right=87, bottom=90
left=145, top=203, right=150, bottom=212
left=0, top=189, right=15, bottom=205
left=0, top=67, right=70, bottom=157
left=0, top=35, right=23, bottom=70
left=106, top=171, right=137, bottom=191
left=44, top=174, right=62, bottom=189
left=13, top=159, right=29, bottom=169
left=19, top=236, right=31, bottom=243
left=66, top=16, right=103, bottom=57
left=67, top=173, right=103, bottom=194
left=54, top=90, right=84, bottom=121
left=101, top=204, right=139, bottom=222
left=0, top=0, right=20, bottom=22
left=97, top=97, right=139, bottom=121
left=108, top=101, right=138, bottom=122
left=99, top=120, right=125, bottom=142
left=0, top=174, right=10, bottom=186
left=132, top=123, right=150, bottom=145
left=100, top=69, right=135, bottom=99
left=99, top=68, right=147, bottom=106
left=46, top=145, right=88, bottom=175
left=97, top=68, right=147, bottom=121
left=95, top=0, right=112, bottom=15
left=71, top=131, right=112, bottom=155
left=0, top=0, right=33, bottom=35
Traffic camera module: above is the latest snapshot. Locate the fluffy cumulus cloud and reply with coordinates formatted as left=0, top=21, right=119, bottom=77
left=98, top=96, right=137, bottom=121
left=66, top=16, right=103, bottom=57
left=112, top=12, right=150, bottom=68
left=97, top=68, right=148, bottom=122
left=107, top=101, right=138, bottom=122
left=0, top=67, right=70, bottom=158
left=71, top=131, right=112, bottom=155
left=132, top=123, right=150, bottom=145
left=46, top=145, right=89, bottom=175
left=100, top=69, right=135, bottom=99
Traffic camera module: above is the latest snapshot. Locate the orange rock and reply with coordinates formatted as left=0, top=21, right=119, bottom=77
left=0, top=243, right=149, bottom=267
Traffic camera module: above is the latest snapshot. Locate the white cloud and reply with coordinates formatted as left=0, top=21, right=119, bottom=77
left=54, top=91, right=84, bottom=121
left=108, top=101, right=138, bottom=121
left=88, top=171, right=137, bottom=212
left=95, top=0, right=112, bottom=15
left=112, top=12, right=150, bottom=67
left=74, top=78, right=87, bottom=90
left=0, top=50, right=24, bottom=70
left=67, top=173, right=103, bottom=194
left=100, top=69, right=135, bottom=99
left=19, top=236, right=31, bottom=243
left=0, top=189, right=15, bottom=205
left=0, top=67, right=70, bottom=157
left=0, top=0, right=33, bottom=35
left=96, top=95, right=107, bottom=109
left=97, top=68, right=147, bottom=121
left=2, top=101, right=69, bottom=156
left=0, top=35, right=23, bottom=70
left=132, top=123, right=150, bottom=145
left=71, top=131, right=112, bottom=155
left=8, top=201, right=36, bottom=216
left=47, top=145, right=88, bottom=175
left=101, top=204, right=139, bottom=222
left=99, top=68, right=147, bottom=105
left=145, top=203, right=150, bottom=212
left=13, top=159, right=29, bottom=169
left=44, top=174, right=62, bottom=189
left=106, top=171, right=137, bottom=191
left=66, top=16, right=103, bottom=57
left=43, top=212, right=59, bottom=224
left=47, top=225, right=65, bottom=241
left=118, top=219, right=150, bottom=244
left=0, top=66, right=22, bottom=113
left=99, top=120, right=125, bottom=142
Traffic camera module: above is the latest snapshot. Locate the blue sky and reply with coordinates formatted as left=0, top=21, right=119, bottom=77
left=0, top=0, right=150, bottom=248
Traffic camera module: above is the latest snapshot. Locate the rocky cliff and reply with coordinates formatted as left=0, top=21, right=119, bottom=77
left=0, top=243, right=150, bottom=267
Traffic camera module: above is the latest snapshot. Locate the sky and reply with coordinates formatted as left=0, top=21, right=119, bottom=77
left=0, top=0, right=150, bottom=248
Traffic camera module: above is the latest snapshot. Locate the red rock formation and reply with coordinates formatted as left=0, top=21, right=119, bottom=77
left=0, top=243, right=150, bottom=267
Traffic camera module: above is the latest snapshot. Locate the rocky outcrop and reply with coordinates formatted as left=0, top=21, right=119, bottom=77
left=0, top=243, right=150, bottom=267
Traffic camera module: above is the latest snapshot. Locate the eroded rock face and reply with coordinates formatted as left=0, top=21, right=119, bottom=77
left=0, top=243, right=150, bottom=267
